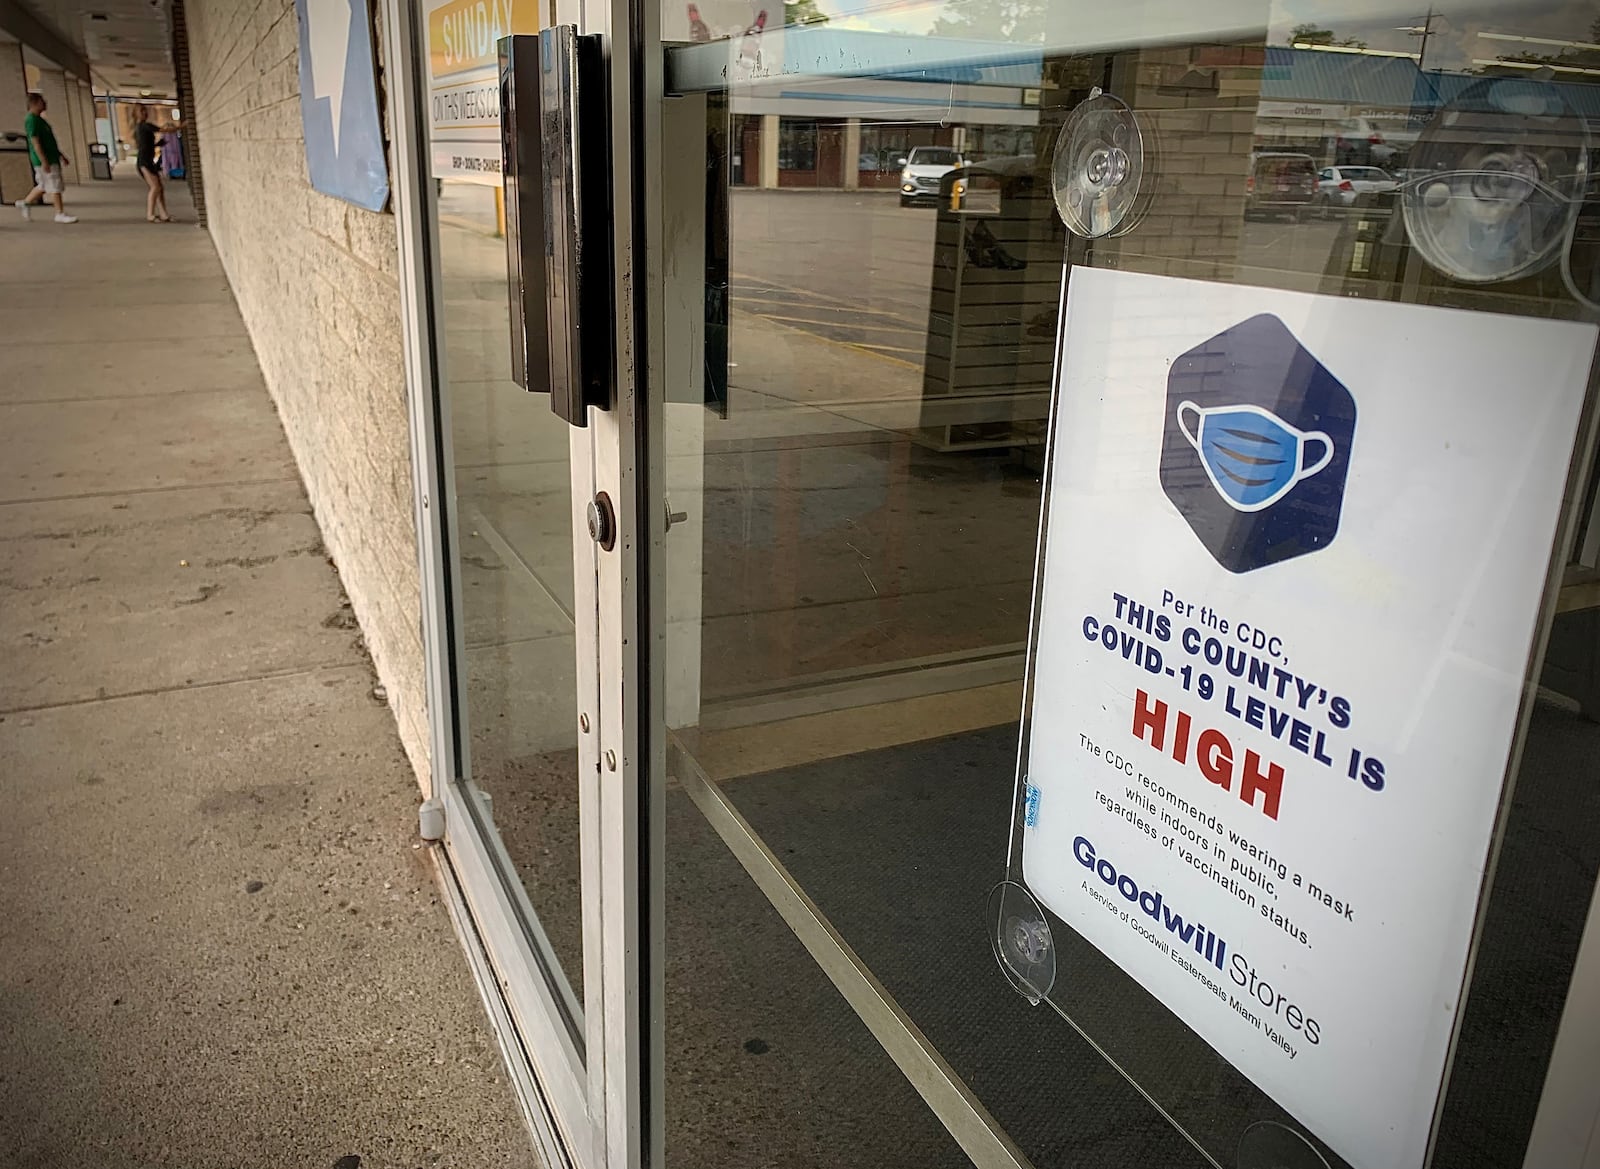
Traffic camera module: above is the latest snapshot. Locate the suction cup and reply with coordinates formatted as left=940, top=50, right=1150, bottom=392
left=1052, top=90, right=1145, bottom=238
left=988, top=880, right=1055, bottom=1004
left=1402, top=77, right=1589, bottom=285
left=1565, top=194, right=1600, bottom=312
left=1236, top=1121, right=1330, bottom=1169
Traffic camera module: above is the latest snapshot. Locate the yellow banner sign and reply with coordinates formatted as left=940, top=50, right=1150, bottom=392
left=428, top=0, right=542, bottom=80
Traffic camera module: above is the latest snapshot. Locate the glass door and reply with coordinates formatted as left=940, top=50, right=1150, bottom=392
left=385, top=0, right=617, bottom=1164
left=597, top=2, right=1600, bottom=1168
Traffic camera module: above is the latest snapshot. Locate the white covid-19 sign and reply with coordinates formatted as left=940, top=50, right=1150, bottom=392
left=1022, top=267, right=1596, bottom=1169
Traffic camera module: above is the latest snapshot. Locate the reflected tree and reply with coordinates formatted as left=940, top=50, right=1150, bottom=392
left=1482, top=16, right=1600, bottom=76
left=929, top=0, right=1047, bottom=43
left=784, top=0, right=827, bottom=26
left=1286, top=23, right=1368, bottom=50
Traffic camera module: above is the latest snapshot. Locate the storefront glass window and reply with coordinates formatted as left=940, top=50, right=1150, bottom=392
left=648, top=2, right=1600, bottom=1168
left=777, top=118, right=817, bottom=171
left=858, top=123, right=945, bottom=172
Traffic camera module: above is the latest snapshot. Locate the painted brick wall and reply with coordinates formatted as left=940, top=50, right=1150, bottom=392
left=0, top=46, right=31, bottom=202
left=1097, top=48, right=1263, bottom=281
left=183, top=0, right=431, bottom=790
left=169, top=0, right=208, bottom=224
left=2, top=45, right=28, bottom=132
left=61, top=73, right=91, bottom=186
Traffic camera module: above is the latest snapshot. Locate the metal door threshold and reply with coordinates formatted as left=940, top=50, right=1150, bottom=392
left=430, top=843, right=578, bottom=1169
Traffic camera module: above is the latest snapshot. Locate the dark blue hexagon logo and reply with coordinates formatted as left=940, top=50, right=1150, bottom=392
left=1160, top=314, right=1356, bottom=574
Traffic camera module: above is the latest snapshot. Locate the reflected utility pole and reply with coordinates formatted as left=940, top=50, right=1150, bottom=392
left=1396, top=7, right=1440, bottom=70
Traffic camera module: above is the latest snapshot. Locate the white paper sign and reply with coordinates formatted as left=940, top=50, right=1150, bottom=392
left=1023, top=267, right=1596, bottom=1169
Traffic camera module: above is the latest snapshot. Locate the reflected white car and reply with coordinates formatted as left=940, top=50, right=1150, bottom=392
left=1314, top=165, right=1398, bottom=213
left=899, top=146, right=965, bottom=207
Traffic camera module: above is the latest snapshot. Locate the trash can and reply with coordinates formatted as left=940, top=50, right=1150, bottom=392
left=89, top=143, right=112, bottom=181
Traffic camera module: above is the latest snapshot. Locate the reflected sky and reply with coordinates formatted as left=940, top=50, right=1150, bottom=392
left=666, top=0, right=1600, bottom=82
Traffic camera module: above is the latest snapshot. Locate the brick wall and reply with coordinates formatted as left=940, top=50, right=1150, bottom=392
left=63, top=73, right=91, bottom=185
left=1097, top=47, right=1263, bottom=281
left=75, top=81, right=95, bottom=174
left=2, top=44, right=26, bottom=132
left=169, top=0, right=207, bottom=223
left=183, top=0, right=431, bottom=789
left=0, top=45, right=30, bottom=201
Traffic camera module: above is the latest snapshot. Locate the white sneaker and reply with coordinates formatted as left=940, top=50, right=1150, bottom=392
left=54, top=213, right=77, bottom=224
left=15, top=199, right=29, bottom=221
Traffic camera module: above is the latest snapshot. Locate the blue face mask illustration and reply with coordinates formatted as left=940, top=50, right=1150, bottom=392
left=1176, top=401, right=1335, bottom=513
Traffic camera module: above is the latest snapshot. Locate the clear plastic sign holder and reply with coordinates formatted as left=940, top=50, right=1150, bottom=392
left=984, top=77, right=1599, bottom=1169
left=984, top=316, right=1339, bottom=1169
left=984, top=379, right=1337, bottom=1169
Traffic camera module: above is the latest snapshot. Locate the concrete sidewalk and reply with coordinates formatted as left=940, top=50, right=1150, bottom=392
left=0, top=177, right=537, bottom=1167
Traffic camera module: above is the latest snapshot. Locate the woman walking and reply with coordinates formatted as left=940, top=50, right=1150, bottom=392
left=134, top=106, right=170, bottom=223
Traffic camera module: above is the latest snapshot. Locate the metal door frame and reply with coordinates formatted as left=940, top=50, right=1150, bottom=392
left=382, top=0, right=636, bottom=1164
left=579, top=0, right=659, bottom=1160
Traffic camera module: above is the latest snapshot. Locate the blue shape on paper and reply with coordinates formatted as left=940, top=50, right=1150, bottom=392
left=1161, top=314, right=1356, bottom=573
left=294, top=0, right=389, bottom=212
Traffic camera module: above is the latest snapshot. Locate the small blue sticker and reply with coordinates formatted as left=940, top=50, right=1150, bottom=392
left=1024, top=784, right=1041, bottom=827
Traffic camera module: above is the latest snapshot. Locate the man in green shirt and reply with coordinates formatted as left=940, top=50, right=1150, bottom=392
left=15, top=92, right=77, bottom=224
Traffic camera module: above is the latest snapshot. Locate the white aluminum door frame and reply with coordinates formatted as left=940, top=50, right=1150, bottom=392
left=563, top=0, right=660, bottom=1160
left=382, top=0, right=611, bottom=1166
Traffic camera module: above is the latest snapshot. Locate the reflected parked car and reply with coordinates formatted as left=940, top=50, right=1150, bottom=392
left=899, top=146, right=965, bottom=207
left=1244, top=152, right=1318, bottom=220
left=1313, top=165, right=1399, bottom=214
left=1331, top=117, right=1402, bottom=168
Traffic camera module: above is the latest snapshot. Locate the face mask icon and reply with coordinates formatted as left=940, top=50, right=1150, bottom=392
left=1162, top=315, right=1354, bottom=573
left=1176, top=401, right=1335, bottom=513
